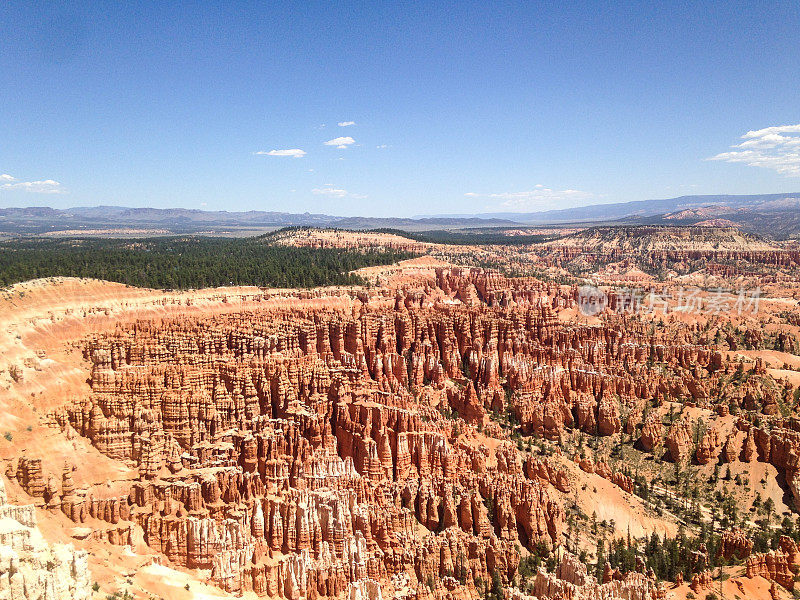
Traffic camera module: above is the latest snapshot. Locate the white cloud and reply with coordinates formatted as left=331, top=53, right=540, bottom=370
left=376, top=144, right=388, bottom=149
left=312, top=185, right=349, bottom=198
left=708, top=124, right=800, bottom=176
left=0, top=174, right=65, bottom=194
left=324, top=136, right=355, bottom=149
left=255, top=149, right=306, bottom=158
left=312, top=184, right=366, bottom=199
left=338, top=121, right=355, bottom=127
left=465, top=185, right=593, bottom=209
left=742, top=124, right=800, bottom=139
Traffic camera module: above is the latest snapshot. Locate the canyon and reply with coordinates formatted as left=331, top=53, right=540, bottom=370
left=0, top=229, right=798, bottom=600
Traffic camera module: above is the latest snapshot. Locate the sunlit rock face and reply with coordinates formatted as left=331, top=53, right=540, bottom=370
left=10, top=266, right=792, bottom=599
left=0, top=477, right=91, bottom=600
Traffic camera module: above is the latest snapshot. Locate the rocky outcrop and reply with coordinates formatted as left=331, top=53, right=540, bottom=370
left=746, top=550, right=794, bottom=590
left=15, top=457, right=46, bottom=498
left=513, top=552, right=664, bottom=600
left=695, top=426, right=723, bottom=465
left=524, top=456, right=571, bottom=494
left=716, top=529, right=753, bottom=561
left=576, top=458, right=633, bottom=494
left=639, top=413, right=662, bottom=452
left=665, top=418, right=693, bottom=463
left=0, top=477, right=91, bottom=600
left=689, top=571, right=712, bottom=592
left=743, top=426, right=800, bottom=510
left=597, top=394, right=622, bottom=436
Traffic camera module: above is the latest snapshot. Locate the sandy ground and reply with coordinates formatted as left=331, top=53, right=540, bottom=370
left=727, top=350, right=800, bottom=387
left=667, top=570, right=792, bottom=600
left=730, top=349, right=800, bottom=369
left=557, top=455, right=680, bottom=540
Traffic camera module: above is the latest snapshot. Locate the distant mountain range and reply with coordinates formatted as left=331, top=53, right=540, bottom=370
left=2, top=192, right=799, bottom=238
left=0, top=206, right=516, bottom=236
left=424, top=193, right=800, bottom=223
left=425, top=193, right=800, bottom=238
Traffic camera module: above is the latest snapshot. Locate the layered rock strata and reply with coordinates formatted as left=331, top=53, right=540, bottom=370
left=0, top=477, right=91, bottom=600
left=23, top=267, right=794, bottom=597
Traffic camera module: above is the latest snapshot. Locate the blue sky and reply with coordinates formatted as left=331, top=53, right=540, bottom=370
left=2, top=1, right=799, bottom=217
